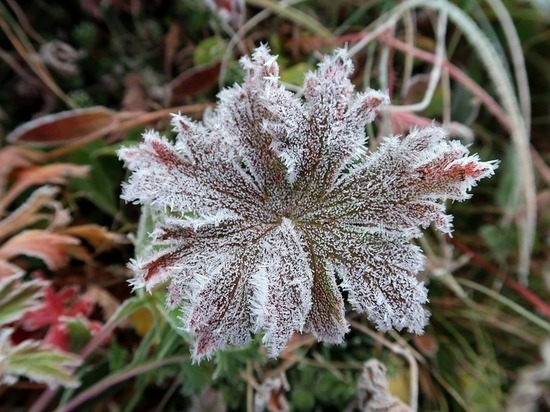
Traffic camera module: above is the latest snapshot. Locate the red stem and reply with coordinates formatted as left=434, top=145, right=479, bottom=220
left=448, top=237, right=550, bottom=319
left=291, top=34, right=512, bottom=132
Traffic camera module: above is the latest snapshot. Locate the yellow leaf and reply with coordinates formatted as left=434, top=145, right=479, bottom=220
left=130, top=307, right=154, bottom=337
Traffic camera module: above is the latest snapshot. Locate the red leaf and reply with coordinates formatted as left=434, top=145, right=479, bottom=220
left=169, top=63, right=221, bottom=103
left=21, top=285, right=94, bottom=331
left=6, top=107, right=117, bottom=147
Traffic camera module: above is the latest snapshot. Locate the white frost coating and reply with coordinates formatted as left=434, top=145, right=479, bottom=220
left=260, top=218, right=313, bottom=356
left=118, top=45, right=498, bottom=361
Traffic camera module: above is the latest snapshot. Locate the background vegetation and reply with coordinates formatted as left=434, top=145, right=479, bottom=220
left=0, top=0, right=549, bottom=410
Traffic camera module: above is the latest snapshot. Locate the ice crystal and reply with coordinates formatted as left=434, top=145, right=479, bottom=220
left=118, top=45, right=497, bottom=361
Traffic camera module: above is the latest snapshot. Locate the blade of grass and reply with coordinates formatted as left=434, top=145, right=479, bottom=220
left=456, top=278, right=550, bottom=334
left=485, top=0, right=531, bottom=133
left=246, top=0, right=333, bottom=39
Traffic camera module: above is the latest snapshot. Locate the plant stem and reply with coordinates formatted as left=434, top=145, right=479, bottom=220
left=57, top=356, right=188, bottom=412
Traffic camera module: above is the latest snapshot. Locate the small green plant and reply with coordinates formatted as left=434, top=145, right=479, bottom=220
left=0, top=273, right=81, bottom=387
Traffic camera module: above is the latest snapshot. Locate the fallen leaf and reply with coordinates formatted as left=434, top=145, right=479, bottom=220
left=59, top=224, right=129, bottom=252
left=0, top=163, right=89, bottom=212
left=0, top=186, right=68, bottom=242
left=0, top=146, right=44, bottom=193
left=0, top=230, right=80, bottom=271
left=6, top=107, right=117, bottom=147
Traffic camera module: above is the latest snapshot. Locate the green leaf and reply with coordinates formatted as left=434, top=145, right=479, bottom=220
left=107, top=341, right=127, bottom=373
left=66, top=318, right=94, bottom=353
left=0, top=273, right=47, bottom=326
left=314, top=371, right=355, bottom=405
left=291, top=387, right=316, bottom=410
left=180, top=359, right=212, bottom=395
left=1, top=330, right=81, bottom=387
left=246, top=0, right=333, bottom=39
left=67, top=140, right=124, bottom=216
left=280, top=63, right=315, bottom=86
left=458, top=371, right=501, bottom=409
left=193, top=36, right=227, bottom=66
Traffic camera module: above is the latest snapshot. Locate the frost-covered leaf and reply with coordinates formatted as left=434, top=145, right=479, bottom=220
left=119, top=45, right=498, bottom=361
left=358, top=359, right=413, bottom=412
left=254, top=372, right=290, bottom=412
left=0, top=328, right=81, bottom=387
left=0, top=272, right=47, bottom=326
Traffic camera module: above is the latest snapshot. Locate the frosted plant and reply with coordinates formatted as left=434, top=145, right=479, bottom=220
left=118, top=45, right=497, bottom=361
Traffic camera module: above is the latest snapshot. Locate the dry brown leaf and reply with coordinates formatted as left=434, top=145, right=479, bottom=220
left=0, top=163, right=89, bottom=212
left=0, top=230, right=80, bottom=271
left=59, top=224, right=129, bottom=251
left=0, top=259, right=24, bottom=278
left=6, top=106, right=117, bottom=147
left=0, top=146, right=44, bottom=194
left=358, top=359, right=414, bottom=412
left=82, top=284, right=121, bottom=321
left=0, top=186, right=68, bottom=241
left=63, top=244, right=93, bottom=264
left=412, top=333, right=439, bottom=357
left=121, top=73, right=150, bottom=112
left=0, top=146, right=44, bottom=174
left=254, top=373, right=290, bottom=412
